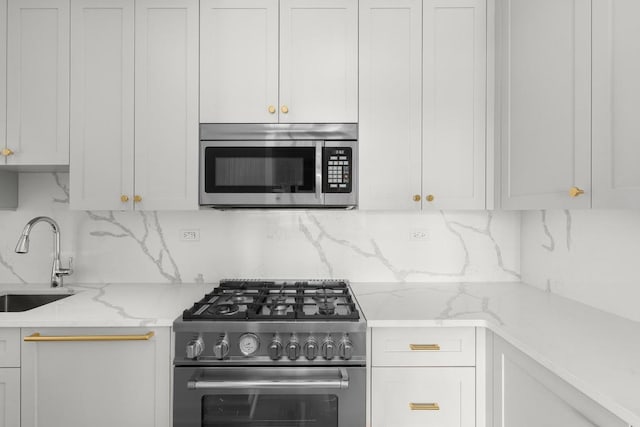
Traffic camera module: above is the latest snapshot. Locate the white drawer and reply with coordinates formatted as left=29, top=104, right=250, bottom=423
left=372, top=367, right=475, bottom=427
left=0, top=328, right=20, bottom=367
left=372, top=327, right=475, bottom=367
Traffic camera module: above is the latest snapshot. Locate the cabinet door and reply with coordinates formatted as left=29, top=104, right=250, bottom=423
left=135, top=0, right=199, bottom=210
left=372, top=367, right=475, bottom=427
left=6, top=0, right=69, bottom=165
left=69, top=0, right=134, bottom=210
left=0, top=0, right=6, bottom=162
left=499, top=0, right=591, bottom=209
left=493, top=335, right=628, bottom=427
left=359, top=0, right=422, bottom=210
left=592, top=0, right=640, bottom=208
left=280, top=0, right=358, bottom=123
left=0, top=369, right=20, bottom=427
left=21, top=328, right=171, bottom=427
left=200, top=0, right=278, bottom=123
left=422, top=0, right=486, bottom=210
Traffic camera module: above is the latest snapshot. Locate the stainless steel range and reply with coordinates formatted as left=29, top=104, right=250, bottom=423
left=173, top=279, right=366, bottom=427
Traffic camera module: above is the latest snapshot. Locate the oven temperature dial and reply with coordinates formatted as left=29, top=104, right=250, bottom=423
left=287, top=336, right=300, bottom=360
left=338, top=336, right=353, bottom=360
left=213, top=335, right=230, bottom=360
left=239, top=333, right=260, bottom=356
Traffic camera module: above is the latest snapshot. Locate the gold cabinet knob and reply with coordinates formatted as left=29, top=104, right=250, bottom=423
left=268, top=105, right=276, bottom=114
left=120, top=195, right=129, bottom=203
left=426, top=194, right=434, bottom=202
left=1, top=148, right=14, bottom=157
left=134, top=195, right=142, bottom=203
left=413, top=194, right=421, bottom=202
left=281, top=105, right=289, bottom=114
left=569, top=186, right=585, bottom=197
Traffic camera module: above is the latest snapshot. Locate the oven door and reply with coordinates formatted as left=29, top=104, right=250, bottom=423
left=200, top=141, right=323, bottom=207
left=174, top=366, right=365, bottom=427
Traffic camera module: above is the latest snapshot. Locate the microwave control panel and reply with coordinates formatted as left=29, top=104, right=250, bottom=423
left=323, top=147, right=352, bottom=193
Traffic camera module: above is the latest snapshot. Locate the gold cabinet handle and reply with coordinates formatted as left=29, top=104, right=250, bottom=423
left=134, top=195, right=142, bottom=203
left=268, top=105, right=276, bottom=114
left=1, top=148, right=14, bottom=157
left=409, top=403, right=440, bottom=411
left=426, top=194, right=434, bottom=202
left=281, top=105, right=289, bottom=114
left=410, top=344, right=440, bottom=351
left=24, top=331, right=155, bottom=342
left=121, top=195, right=130, bottom=203
left=413, top=194, right=421, bottom=202
left=569, top=186, right=585, bottom=197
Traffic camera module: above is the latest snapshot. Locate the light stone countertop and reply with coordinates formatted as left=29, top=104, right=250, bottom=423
left=350, top=281, right=640, bottom=427
left=0, top=282, right=211, bottom=327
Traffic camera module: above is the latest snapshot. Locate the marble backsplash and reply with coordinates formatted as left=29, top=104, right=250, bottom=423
left=521, top=210, right=640, bottom=322
left=0, top=173, right=521, bottom=285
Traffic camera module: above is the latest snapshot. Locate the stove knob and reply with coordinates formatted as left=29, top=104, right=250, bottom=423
left=322, top=337, right=336, bottom=360
left=338, top=336, right=353, bottom=360
left=268, top=338, right=283, bottom=360
left=185, top=337, right=204, bottom=359
left=304, top=337, right=318, bottom=360
left=287, top=338, right=300, bottom=361
left=213, top=336, right=230, bottom=360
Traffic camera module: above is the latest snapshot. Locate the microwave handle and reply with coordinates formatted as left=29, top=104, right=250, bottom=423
left=316, top=142, right=323, bottom=202
left=187, top=368, right=349, bottom=390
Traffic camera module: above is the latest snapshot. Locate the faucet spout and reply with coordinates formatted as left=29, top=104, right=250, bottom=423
left=15, top=216, right=73, bottom=287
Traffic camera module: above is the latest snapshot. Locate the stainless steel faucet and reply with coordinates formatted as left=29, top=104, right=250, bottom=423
left=15, top=216, right=73, bottom=287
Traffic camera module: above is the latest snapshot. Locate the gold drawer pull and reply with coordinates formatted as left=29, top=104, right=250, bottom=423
left=410, top=344, right=440, bottom=351
left=410, top=402, right=440, bottom=411
left=24, top=332, right=155, bottom=342
left=569, top=186, right=585, bottom=197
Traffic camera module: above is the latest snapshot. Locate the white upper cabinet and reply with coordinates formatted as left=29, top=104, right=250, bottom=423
left=499, top=0, right=591, bottom=210
left=69, top=0, right=135, bottom=210
left=4, top=0, right=69, bottom=166
left=359, top=0, right=486, bottom=210
left=279, top=0, right=357, bottom=123
left=0, top=0, right=6, bottom=158
left=70, top=0, right=198, bottom=211
left=200, top=0, right=279, bottom=123
left=134, top=0, right=199, bottom=210
left=359, top=0, right=423, bottom=210
left=592, top=0, right=640, bottom=208
left=422, top=0, right=486, bottom=210
left=200, top=0, right=357, bottom=124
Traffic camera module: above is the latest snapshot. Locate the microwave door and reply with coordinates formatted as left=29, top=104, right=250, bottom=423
left=200, top=141, right=324, bottom=207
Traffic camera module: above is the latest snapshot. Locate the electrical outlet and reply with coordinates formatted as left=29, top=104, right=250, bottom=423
left=409, top=229, right=428, bottom=241
left=180, top=229, right=200, bottom=242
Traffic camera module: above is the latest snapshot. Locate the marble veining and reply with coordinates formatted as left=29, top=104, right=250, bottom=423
left=0, top=173, right=521, bottom=284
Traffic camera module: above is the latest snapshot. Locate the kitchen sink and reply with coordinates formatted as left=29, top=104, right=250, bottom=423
left=0, top=293, right=73, bottom=312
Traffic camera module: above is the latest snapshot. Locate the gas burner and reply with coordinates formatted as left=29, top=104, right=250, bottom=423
left=269, top=295, right=290, bottom=315
left=312, top=288, right=337, bottom=303
left=229, top=291, right=253, bottom=305
left=318, top=301, right=335, bottom=315
left=210, top=303, right=239, bottom=316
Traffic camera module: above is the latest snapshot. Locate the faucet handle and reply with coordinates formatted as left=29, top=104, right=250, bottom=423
left=57, top=256, right=73, bottom=276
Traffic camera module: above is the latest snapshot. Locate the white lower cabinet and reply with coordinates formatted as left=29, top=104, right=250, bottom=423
left=21, top=327, right=171, bottom=427
left=372, top=367, right=475, bottom=427
left=0, top=328, right=20, bottom=427
left=370, top=327, right=476, bottom=427
left=492, top=334, right=629, bottom=427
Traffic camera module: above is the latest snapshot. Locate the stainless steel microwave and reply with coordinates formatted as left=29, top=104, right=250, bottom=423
left=199, top=124, right=358, bottom=208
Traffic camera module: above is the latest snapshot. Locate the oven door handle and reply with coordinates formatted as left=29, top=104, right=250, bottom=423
left=187, top=368, right=349, bottom=390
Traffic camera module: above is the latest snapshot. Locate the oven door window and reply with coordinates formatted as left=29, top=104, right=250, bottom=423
left=205, top=147, right=316, bottom=194
left=201, top=394, right=338, bottom=427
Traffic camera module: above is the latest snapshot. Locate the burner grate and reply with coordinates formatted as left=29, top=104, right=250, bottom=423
left=182, top=280, right=360, bottom=321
